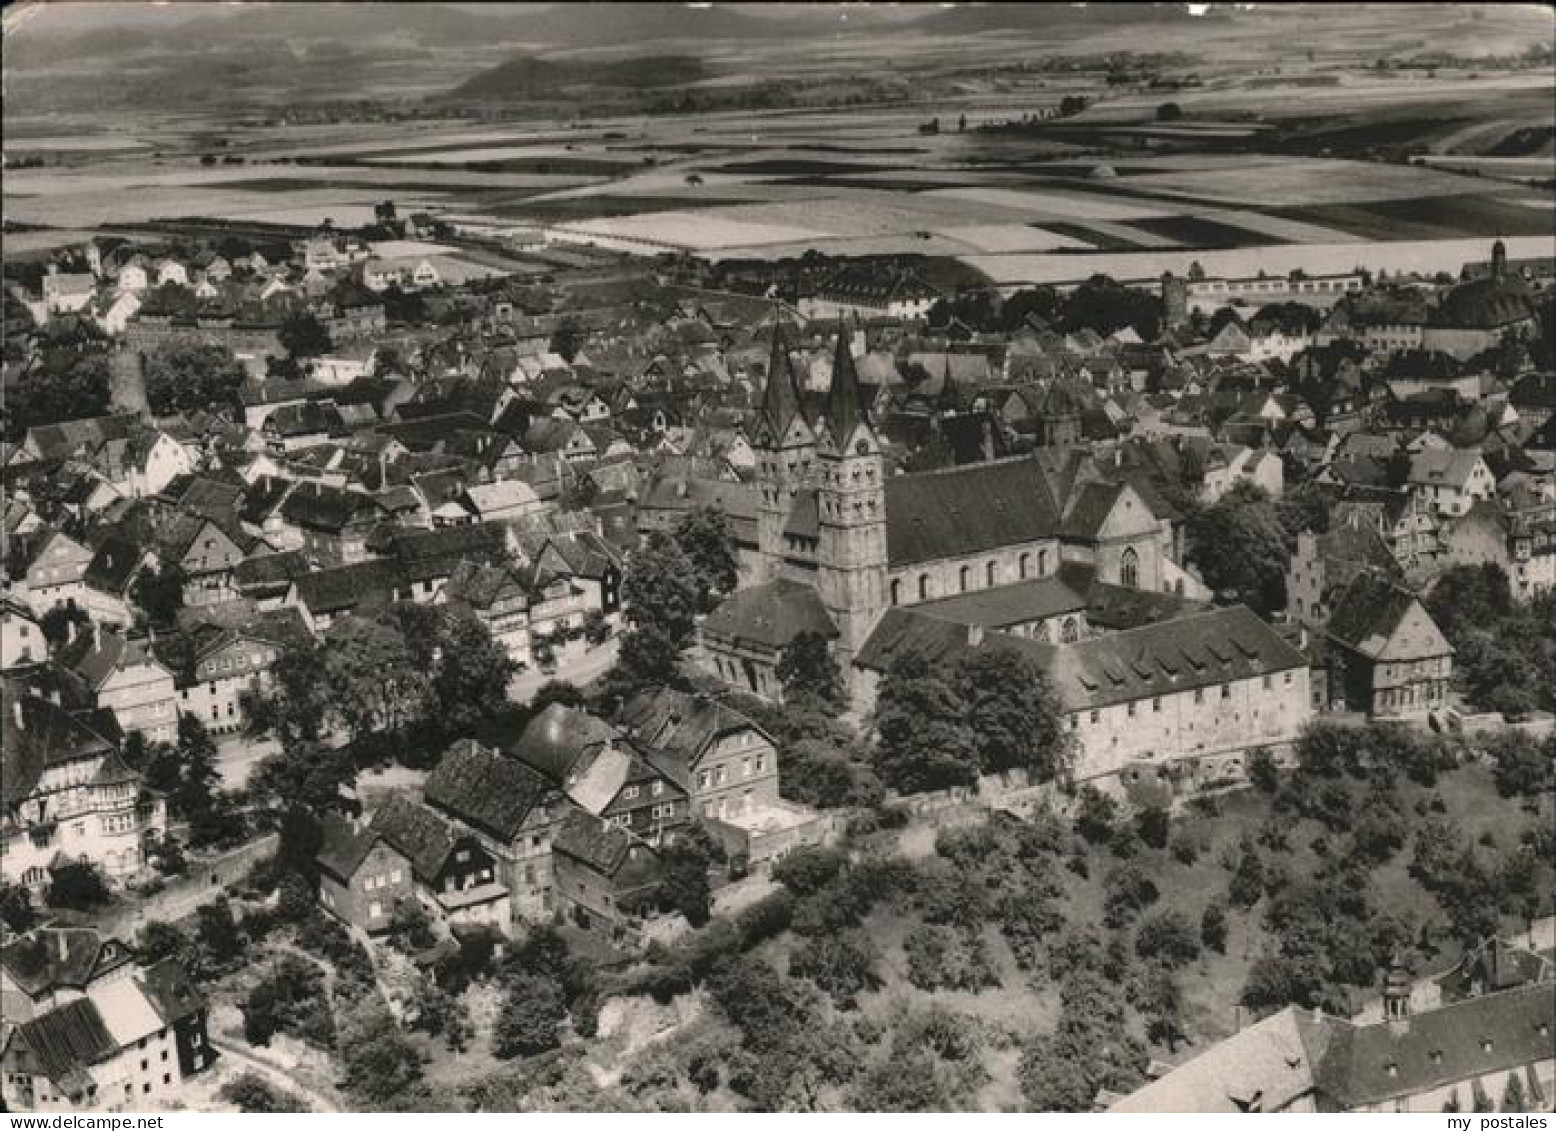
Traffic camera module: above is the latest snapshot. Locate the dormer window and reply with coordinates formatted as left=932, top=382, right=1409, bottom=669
left=1480, top=1038, right=1493, bottom=1053
left=1385, top=1063, right=1398, bottom=1079
left=1430, top=1050, right=1443, bottom=1067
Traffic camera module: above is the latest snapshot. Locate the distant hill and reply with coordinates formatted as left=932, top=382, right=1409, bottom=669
left=448, top=53, right=711, bottom=101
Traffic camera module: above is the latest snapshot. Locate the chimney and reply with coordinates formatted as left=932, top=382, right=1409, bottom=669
left=56, top=931, right=69, bottom=963
left=11, top=699, right=23, bottom=732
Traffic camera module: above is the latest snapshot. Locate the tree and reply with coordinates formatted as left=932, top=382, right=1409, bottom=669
left=249, top=740, right=356, bottom=816
left=1186, top=482, right=1290, bottom=616
left=168, top=714, right=222, bottom=838
left=1201, top=900, right=1229, bottom=953
left=279, top=310, right=332, bottom=359
left=47, top=859, right=109, bottom=910
left=672, top=506, right=739, bottom=613
left=1073, top=784, right=1118, bottom=843
left=1229, top=834, right=1266, bottom=909
left=956, top=645, right=1072, bottom=780
left=493, top=973, right=567, bottom=1059
left=874, top=654, right=978, bottom=794
left=221, top=1073, right=306, bottom=1113
left=40, top=604, right=92, bottom=652
left=616, top=532, right=702, bottom=687
left=776, top=631, right=843, bottom=708
left=395, top=603, right=516, bottom=736
left=1247, top=747, right=1281, bottom=792
left=1061, top=274, right=1163, bottom=340
left=657, top=832, right=713, bottom=927
left=789, top=929, right=883, bottom=1008
left=0, top=882, right=37, bottom=934
left=4, top=352, right=111, bottom=440
left=1136, top=805, right=1170, bottom=850
left=1102, top=862, right=1160, bottom=927
left=262, top=641, right=333, bottom=743
left=705, top=956, right=858, bottom=1110
left=1156, top=101, right=1184, bottom=121
left=549, top=315, right=586, bottom=362
left=323, top=616, right=431, bottom=740
left=1488, top=731, right=1554, bottom=798
left=142, top=343, right=247, bottom=415
left=130, top=561, right=186, bottom=629
left=337, top=997, right=426, bottom=1107
left=1134, top=908, right=1201, bottom=967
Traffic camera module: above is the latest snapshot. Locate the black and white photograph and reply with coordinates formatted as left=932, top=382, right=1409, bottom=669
left=1, top=0, right=1553, bottom=1115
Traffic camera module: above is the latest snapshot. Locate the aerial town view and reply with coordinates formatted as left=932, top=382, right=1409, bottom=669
left=1, top=0, right=1554, bottom=1116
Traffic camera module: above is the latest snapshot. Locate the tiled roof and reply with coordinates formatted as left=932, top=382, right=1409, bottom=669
left=424, top=741, right=555, bottom=841
left=911, top=570, right=1090, bottom=629
left=508, top=703, right=617, bottom=785
left=0, top=929, right=131, bottom=999
left=1324, top=570, right=1432, bottom=659
left=701, top=577, right=837, bottom=651
left=315, top=813, right=381, bottom=882
left=885, top=456, right=1061, bottom=568
left=13, top=998, right=118, bottom=1094
left=370, top=795, right=458, bottom=885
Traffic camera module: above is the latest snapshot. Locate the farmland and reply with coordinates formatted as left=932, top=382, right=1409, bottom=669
left=3, top=2, right=1551, bottom=284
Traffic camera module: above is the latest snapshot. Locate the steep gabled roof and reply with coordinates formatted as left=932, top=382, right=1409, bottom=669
left=424, top=741, right=556, bottom=842
left=885, top=456, right=1061, bottom=568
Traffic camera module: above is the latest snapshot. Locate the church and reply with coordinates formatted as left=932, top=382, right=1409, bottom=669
left=701, top=325, right=1194, bottom=693
left=699, top=322, right=1313, bottom=784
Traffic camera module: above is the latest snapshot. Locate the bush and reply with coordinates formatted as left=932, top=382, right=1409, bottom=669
left=772, top=845, right=849, bottom=896
left=220, top=1072, right=306, bottom=1113
left=1134, top=909, right=1202, bottom=967
left=493, top=973, right=567, bottom=1059
left=1074, top=785, right=1118, bottom=843
left=1200, top=900, right=1229, bottom=954
left=903, top=924, right=1000, bottom=992
left=1136, top=806, right=1170, bottom=850
left=46, top=860, right=110, bottom=910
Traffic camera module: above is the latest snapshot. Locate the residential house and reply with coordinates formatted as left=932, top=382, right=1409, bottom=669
left=1286, top=518, right=1402, bottom=630
left=422, top=741, right=568, bottom=927
left=173, top=609, right=310, bottom=735
left=509, top=704, right=690, bottom=844
left=1, top=688, right=166, bottom=889
left=66, top=627, right=179, bottom=742
left=2, top=597, right=44, bottom=669
left=6, top=526, right=94, bottom=615
left=316, top=814, right=416, bottom=937
left=552, top=810, right=661, bottom=940
left=0, top=932, right=210, bottom=1113
left=278, top=483, right=383, bottom=566
left=367, top=795, right=510, bottom=932
left=1325, top=570, right=1453, bottom=718
left=1405, top=450, right=1496, bottom=517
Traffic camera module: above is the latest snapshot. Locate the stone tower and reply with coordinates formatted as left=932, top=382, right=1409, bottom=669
left=1160, top=270, right=1188, bottom=328
left=752, top=313, right=815, bottom=581
left=815, top=327, right=889, bottom=679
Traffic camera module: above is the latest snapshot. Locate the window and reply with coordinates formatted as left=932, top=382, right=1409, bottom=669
left=756, top=755, right=766, bottom=773
left=1152, top=697, right=1162, bottom=713
left=1019, top=553, right=1031, bottom=580
left=1194, top=689, right=1205, bottom=705
left=1089, top=710, right=1100, bottom=724
left=697, top=771, right=709, bottom=789
left=1038, top=548, right=1049, bottom=577
left=1262, top=675, right=1272, bottom=690
left=622, top=785, right=639, bottom=801
left=890, top=579, right=901, bottom=606
left=651, top=781, right=663, bottom=797
left=986, top=561, right=997, bottom=587
left=918, top=574, right=930, bottom=601
left=1127, top=701, right=1136, bottom=717
left=389, top=869, right=402, bottom=884
left=1221, top=684, right=1231, bottom=700
left=959, top=565, right=970, bottom=593
left=1120, top=547, right=1139, bottom=589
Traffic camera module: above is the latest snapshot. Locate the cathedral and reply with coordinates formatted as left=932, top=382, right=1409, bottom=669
left=700, top=321, right=1199, bottom=709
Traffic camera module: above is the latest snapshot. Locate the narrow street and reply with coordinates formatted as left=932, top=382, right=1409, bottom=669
left=507, top=638, right=618, bottom=704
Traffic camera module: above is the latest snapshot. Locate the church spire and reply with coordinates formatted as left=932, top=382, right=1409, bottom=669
left=759, top=306, right=804, bottom=439
left=825, top=320, right=869, bottom=443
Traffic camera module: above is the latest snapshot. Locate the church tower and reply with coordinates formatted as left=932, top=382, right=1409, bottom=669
left=752, top=313, right=814, bottom=580
left=815, top=326, right=889, bottom=678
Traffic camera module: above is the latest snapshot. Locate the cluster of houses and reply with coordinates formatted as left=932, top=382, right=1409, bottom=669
left=316, top=690, right=827, bottom=945
left=0, top=925, right=211, bottom=1113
